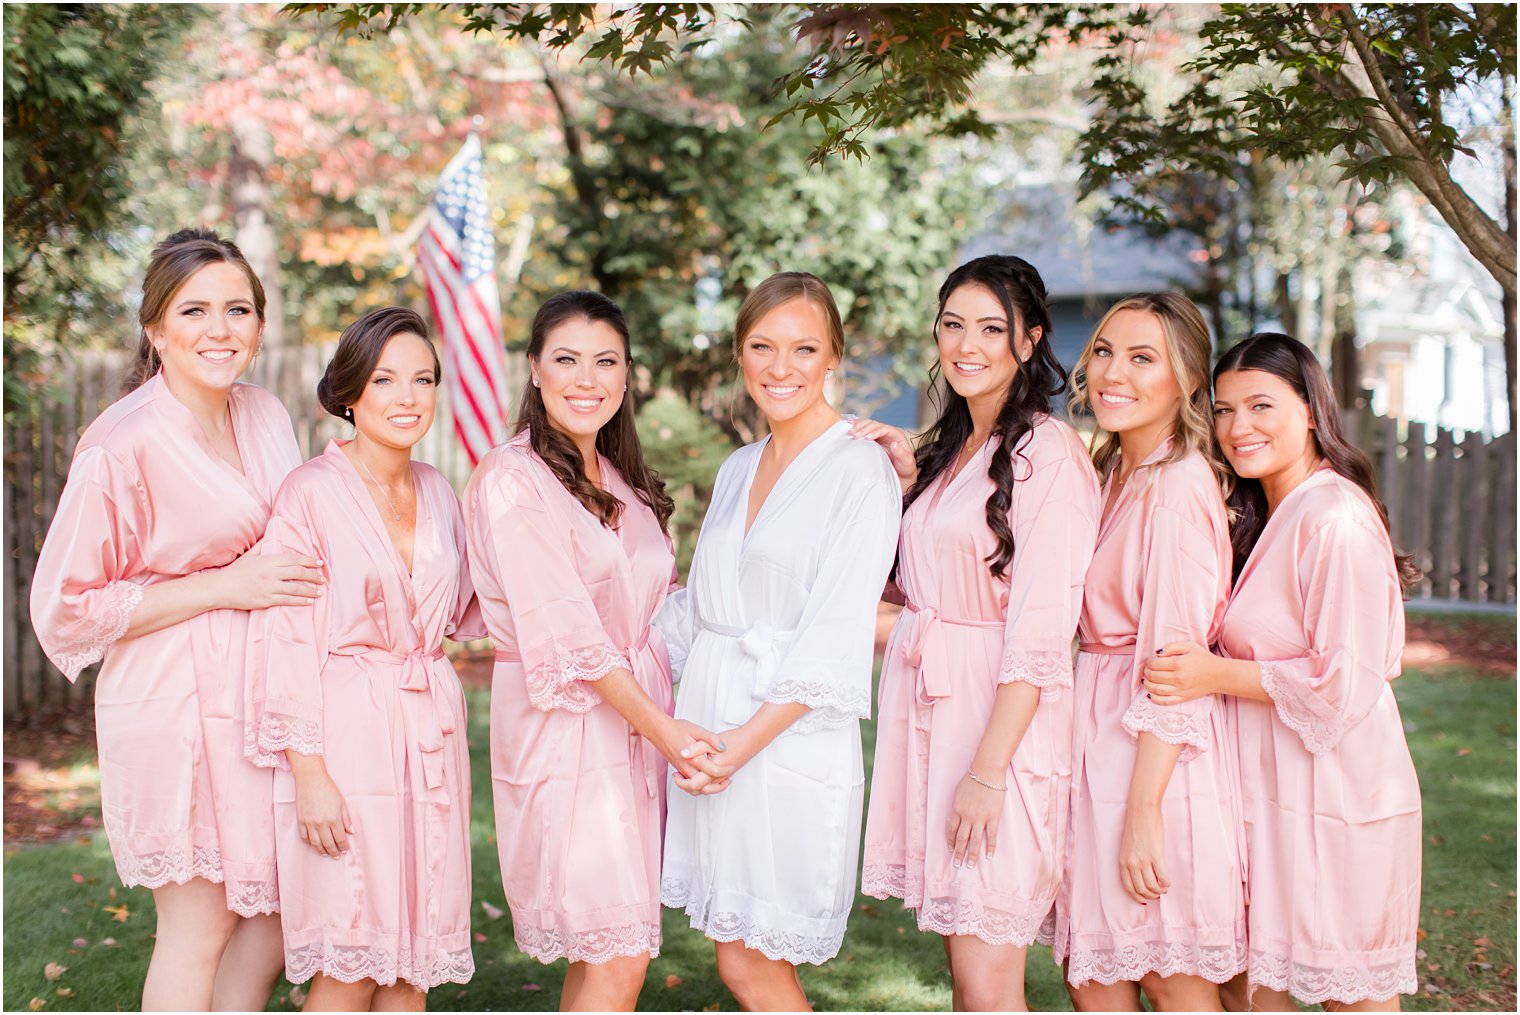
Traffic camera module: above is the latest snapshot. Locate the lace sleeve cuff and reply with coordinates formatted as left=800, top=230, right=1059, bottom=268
left=246, top=708, right=324, bottom=769
left=1258, top=659, right=1341, bottom=755
left=765, top=679, right=872, bottom=734
left=524, top=642, right=628, bottom=713
left=997, top=645, right=1074, bottom=696
left=1121, top=695, right=1209, bottom=762
left=52, top=579, right=144, bottom=682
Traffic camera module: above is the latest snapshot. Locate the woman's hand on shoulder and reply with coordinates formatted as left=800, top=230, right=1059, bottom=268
left=848, top=418, right=917, bottom=492
left=211, top=549, right=325, bottom=610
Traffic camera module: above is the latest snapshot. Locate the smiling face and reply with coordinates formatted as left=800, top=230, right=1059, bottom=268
left=936, top=283, right=1039, bottom=406
left=1084, top=308, right=1184, bottom=448
left=738, top=296, right=839, bottom=427
left=1212, top=367, right=1318, bottom=484
left=348, top=331, right=438, bottom=453
left=531, top=316, right=628, bottom=447
left=146, top=261, right=263, bottom=395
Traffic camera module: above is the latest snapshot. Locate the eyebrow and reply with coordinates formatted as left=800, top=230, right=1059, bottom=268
left=747, top=332, right=822, bottom=344
left=942, top=311, right=1007, bottom=323
left=550, top=347, right=623, bottom=357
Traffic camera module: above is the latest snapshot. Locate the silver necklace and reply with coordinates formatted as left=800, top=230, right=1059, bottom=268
left=355, top=453, right=407, bottom=522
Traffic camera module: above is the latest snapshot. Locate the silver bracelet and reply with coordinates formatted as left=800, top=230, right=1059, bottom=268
left=966, top=767, right=1006, bottom=793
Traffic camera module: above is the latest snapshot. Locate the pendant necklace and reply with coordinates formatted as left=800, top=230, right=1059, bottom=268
left=356, top=453, right=406, bottom=522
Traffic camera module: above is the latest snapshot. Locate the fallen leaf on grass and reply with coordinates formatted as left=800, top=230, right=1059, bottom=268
left=29, top=998, right=44, bottom=1011
left=1456, top=747, right=1472, bottom=756
left=521, top=983, right=542, bottom=992
left=43, top=963, right=66, bottom=981
left=107, top=888, right=116, bottom=900
left=55, top=989, right=74, bottom=999
left=70, top=939, right=86, bottom=949
left=69, top=874, right=83, bottom=884
left=704, top=1004, right=720, bottom=1012
left=1417, top=927, right=1428, bottom=941
left=101, top=938, right=116, bottom=947
left=665, top=974, right=684, bottom=988
left=1474, top=936, right=1490, bottom=948
left=473, top=932, right=487, bottom=943
left=102, top=905, right=130, bottom=923
left=481, top=901, right=504, bottom=920
left=288, top=986, right=307, bottom=1007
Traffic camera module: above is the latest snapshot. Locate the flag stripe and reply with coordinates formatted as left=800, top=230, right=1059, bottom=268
left=415, top=135, right=508, bottom=466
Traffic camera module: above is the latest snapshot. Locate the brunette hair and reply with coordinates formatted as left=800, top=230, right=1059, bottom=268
left=123, top=228, right=266, bottom=393
left=1213, top=332, right=1420, bottom=593
left=1070, top=292, right=1228, bottom=493
left=906, top=255, right=1066, bottom=580
left=316, top=307, right=438, bottom=422
left=515, top=291, right=674, bottom=532
left=733, top=271, right=845, bottom=361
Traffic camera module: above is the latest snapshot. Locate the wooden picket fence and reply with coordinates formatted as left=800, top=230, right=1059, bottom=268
left=3, top=348, right=1515, bottom=717
left=4, top=343, right=520, bottom=718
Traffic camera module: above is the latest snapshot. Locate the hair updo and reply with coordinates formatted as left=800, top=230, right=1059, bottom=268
left=317, top=307, right=437, bottom=421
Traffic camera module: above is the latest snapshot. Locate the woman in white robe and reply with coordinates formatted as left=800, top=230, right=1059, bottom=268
left=658, top=272, right=901, bottom=1009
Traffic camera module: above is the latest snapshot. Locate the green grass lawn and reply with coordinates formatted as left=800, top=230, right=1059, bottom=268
left=5, top=637, right=1515, bottom=1011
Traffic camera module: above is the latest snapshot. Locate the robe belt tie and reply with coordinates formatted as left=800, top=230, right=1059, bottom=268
left=698, top=618, right=798, bottom=726
left=1076, top=642, right=1135, bottom=656
left=900, top=600, right=1003, bottom=705
left=331, top=646, right=451, bottom=791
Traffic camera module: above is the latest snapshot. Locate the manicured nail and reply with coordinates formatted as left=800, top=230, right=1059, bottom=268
left=717, top=740, right=727, bottom=752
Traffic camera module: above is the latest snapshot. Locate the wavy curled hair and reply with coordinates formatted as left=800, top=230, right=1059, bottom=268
left=1069, top=292, right=1230, bottom=496
left=514, top=291, right=674, bottom=533
left=905, top=255, right=1067, bottom=580
left=122, top=228, right=266, bottom=393
left=1213, top=332, right=1421, bottom=594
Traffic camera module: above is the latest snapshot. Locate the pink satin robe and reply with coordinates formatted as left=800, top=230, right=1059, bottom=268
left=463, top=430, right=676, bottom=966
left=1054, top=441, right=1248, bottom=986
left=30, top=373, right=299, bottom=914
left=1217, top=467, right=1420, bottom=1004
left=863, top=416, right=1099, bottom=944
left=245, top=441, right=482, bottom=990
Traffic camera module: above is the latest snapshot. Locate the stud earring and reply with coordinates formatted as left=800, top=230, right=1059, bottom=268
left=532, top=377, right=540, bottom=388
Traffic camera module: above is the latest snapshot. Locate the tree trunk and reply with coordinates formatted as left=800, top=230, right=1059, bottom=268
left=1503, top=75, right=1517, bottom=434
left=228, top=112, right=283, bottom=349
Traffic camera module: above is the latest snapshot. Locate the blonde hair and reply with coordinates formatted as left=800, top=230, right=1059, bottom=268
left=733, top=271, right=845, bottom=362
left=1069, top=292, right=1227, bottom=491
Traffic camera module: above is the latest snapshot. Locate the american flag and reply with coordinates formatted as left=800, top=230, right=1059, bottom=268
left=417, top=134, right=511, bottom=465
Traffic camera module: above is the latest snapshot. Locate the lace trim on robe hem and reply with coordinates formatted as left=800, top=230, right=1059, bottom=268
left=997, top=647, right=1074, bottom=698
left=1248, top=948, right=1415, bottom=1005
left=248, top=712, right=323, bottom=768
left=660, top=876, right=843, bottom=966
left=1257, top=661, right=1340, bottom=755
left=764, top=680, right=869, bottom=733
left=1120, top=697, right=1208, bottom=762
left=55, top=579, right=144, bottom=681
left=859, top=863, right=1052, bottom=947
left=285, top=941, right=475, bottom=990
left=112, top=845, right=279, bottom=916
left=524, top=645, right=628, bottom=714
left=1064, top=940, right=1248, bottom=987
left=513, top=921, right=661, bottom=966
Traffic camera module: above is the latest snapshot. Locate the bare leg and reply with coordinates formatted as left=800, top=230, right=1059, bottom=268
left=303, top=973, right=378, bottom=1011
left=1064, top=961, right=1143, bottom=1013
left=563, top=955, right=650, bottom=1012
left=945, top=935, right=1029, bottom=1012
left=211, top=912, right=285, bottom=1010
left=1140, top=971, right=1224, bottom=1012
left=1324, top=997, right=1401, bottom=1012
left=715, top=941, right=811, bottom=1012
left=143, top=878, right=240, bottom=1011
left=561, top=961, right=587, bottom=1009
left=371, top=981, right=427, bottom=1011
left=1219, top=972, right=1252, bottom=1012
